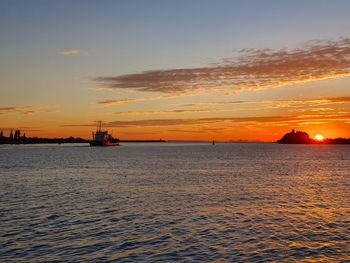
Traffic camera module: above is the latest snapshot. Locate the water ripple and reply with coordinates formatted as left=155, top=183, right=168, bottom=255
left=0, top=143, right=349, bottom=261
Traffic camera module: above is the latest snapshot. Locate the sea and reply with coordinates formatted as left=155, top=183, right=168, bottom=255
left=0, top=143, right=349, bottom=262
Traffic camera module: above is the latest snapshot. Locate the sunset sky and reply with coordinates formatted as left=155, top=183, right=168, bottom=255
left=1, top=0, right=350, bottom=141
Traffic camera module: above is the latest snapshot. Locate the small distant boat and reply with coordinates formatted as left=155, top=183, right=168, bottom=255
left=90, top=121, right=119, bottom=146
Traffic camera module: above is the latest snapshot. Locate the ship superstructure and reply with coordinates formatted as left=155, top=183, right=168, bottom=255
left=90, top=121, right=119, bottom=146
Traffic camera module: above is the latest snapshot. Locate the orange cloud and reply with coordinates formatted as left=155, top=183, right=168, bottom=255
left=94, top=38, right=350, bottom=94
left=110, top=96, right=350, bottom=116
left=0, top=106, right=35, bottom=115
left=97, top=99, right=135, bottom=106
left=0, top=106, right=60, bottom=115
left=114, top=108, right=241, bottom=116
left=175, top=96, right=350, bottom=108
left=97, top=94, right=195, bottom=106
left=61, top=49, right=86, bottom=56
left=62, top=116, right=298, bottom=128
left=63, top=113, right=350, bottom=129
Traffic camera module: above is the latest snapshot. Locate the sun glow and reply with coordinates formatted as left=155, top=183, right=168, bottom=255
left=314, top=134, right=324, bottom=141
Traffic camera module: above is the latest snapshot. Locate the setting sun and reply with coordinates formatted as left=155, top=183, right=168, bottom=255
left=314, top=134, right=324, bottom=141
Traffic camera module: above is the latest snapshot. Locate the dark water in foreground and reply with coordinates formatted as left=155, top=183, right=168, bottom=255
left=0, top=143, right=349, bottom=262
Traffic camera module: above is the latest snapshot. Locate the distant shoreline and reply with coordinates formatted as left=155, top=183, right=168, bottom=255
left=1, top=140, right=350, bottom=145
left=0, top=137, right=167, bottom=145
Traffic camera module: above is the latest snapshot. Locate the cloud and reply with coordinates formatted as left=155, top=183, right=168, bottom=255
left=175, top=96, right=350, bottom=108
left=97, top=94, right=193, bottom=106
left=114, top=108, right=255, bottom=116
left=168, top=129, right=208, bottom=134
left=100, top=94, right=350, bottom=108
left=62, top=116, right=299, bottom=128
left=105, top=116, right=298, bottom=127
left=117, top=131, right=163, bottom=136
left=0, top=107, right=35, bottom=115
left=327, top=97, right=350, bottom=103
left=94, top=38, right=350, bottom=94
left=98, top=99, right=135, bottom=106
left=0, top=106, right=60, bottom=115
left=169, top=127, right=227, bottom=134
left=181, top=101, right=270, bottom=108
left=115, top=109, right=215, bottom=115
left=61, top=49, right=86, bottom=56
left=261, top=97, right=350, bottom=111
left=63, top=113, right=350, bottom=128
left=174, top=101, right=257, bottom=107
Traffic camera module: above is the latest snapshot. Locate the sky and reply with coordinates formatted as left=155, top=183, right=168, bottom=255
left=1, top=0, right=350, bottom=141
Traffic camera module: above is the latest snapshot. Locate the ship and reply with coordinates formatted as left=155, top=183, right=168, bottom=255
left=90, top=121, right=120, bottom=146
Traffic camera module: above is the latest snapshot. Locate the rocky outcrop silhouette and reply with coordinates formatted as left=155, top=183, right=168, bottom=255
left=277, top=129, right=312, bottom=144
left=277, top=129, right=350, bottom=144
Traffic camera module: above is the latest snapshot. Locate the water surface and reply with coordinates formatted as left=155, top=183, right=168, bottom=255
left=1, top=143, right=349, bottom=261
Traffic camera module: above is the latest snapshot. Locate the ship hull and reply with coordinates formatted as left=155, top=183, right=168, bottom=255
left=89, top=141, right=119, bottom=146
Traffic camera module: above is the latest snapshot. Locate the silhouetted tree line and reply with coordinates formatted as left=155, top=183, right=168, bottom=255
left=0, top=130, right=88, bottom=144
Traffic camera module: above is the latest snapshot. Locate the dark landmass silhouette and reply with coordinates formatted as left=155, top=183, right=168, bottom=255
left=277, top=129, right=350, bottom=144
left=1, top=129, right=348, bottom=145
left=0, top=129, right=165, bottom=144
left=277, top=130, right=311, bottom=144
left=0, top=134, right=88, bottom=145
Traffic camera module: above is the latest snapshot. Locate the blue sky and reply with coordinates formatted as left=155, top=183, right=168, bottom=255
left=2, top=0, right=349, bottom=70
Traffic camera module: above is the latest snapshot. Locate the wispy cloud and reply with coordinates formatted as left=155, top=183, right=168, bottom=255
left=326, top=97, right=350, bottom=103
left=174, top=101, right=257, bottom=107
left=0, top=107, right=35, bottom=115
left=0, top=106, right=60, bottom=115
left=61, top=116, right=300, bottom=128
left=98, top=99, right=136, bottom=106
left=169, top=127, right=227, bottom=134
left=97, top=94, right=193, bottom=107
left=63, top=113, right=350, bottom=128
left=114, top=108, right=255, bottom=116
left=98, top=95, right=350, bottom=109
left=96, top=96, right=350, bottom=120
left=115, top=109, right=214, bottom=115
left=94, top=38, right=350, bottom=94
left=61, top=49, right=87, bottom=56
left=168, top=129, right=208, bottom=134
left=175, top=96, right=350, bottom=108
